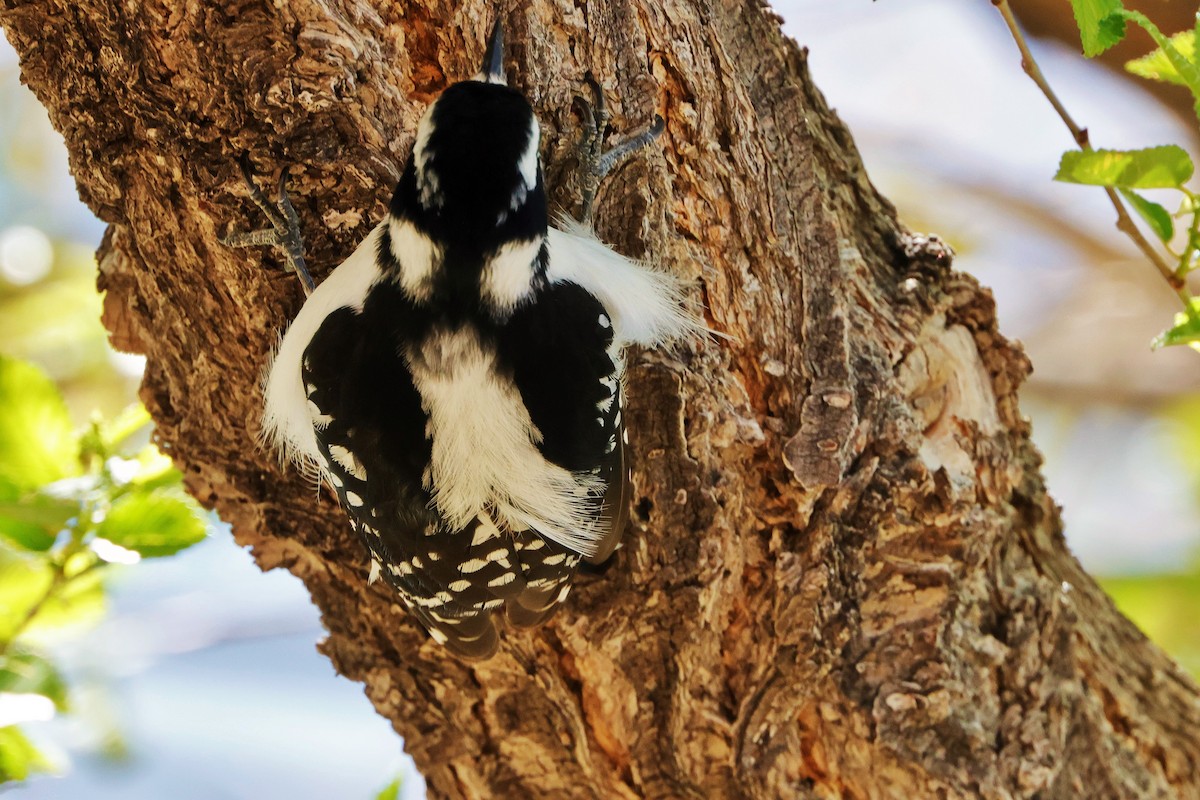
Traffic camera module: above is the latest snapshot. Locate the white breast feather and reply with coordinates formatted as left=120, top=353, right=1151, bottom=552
left=261, top=224, right=386, bottom=472
left=546, top=215, right=702, bottom=347
left=406, top=328, right=606, bottom=557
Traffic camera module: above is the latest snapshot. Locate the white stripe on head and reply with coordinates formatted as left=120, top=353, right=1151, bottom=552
left=518, top=115, right=539, bottom=192
left=413, top=104, right=442, bottom=208
left=497, top=115, right=540, bottom=225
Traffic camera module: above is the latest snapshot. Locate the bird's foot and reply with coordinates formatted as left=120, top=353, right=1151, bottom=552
left=221, top=155, right=315, bottom=296
left=572, top=74, right=665, bottom=224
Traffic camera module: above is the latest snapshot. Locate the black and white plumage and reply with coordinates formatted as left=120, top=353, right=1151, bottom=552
left=254, top=24, right=694, bottom=659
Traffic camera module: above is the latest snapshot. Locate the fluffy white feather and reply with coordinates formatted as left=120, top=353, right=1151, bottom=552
left=480, top=236, right=542, bottom=313
left=405, top=327, right=606, bottom=556
left=545, top=215, right=700, bottom=347
left=261, top=224, right=386, bottom=471
left=389, top=216, right=443, bottom=301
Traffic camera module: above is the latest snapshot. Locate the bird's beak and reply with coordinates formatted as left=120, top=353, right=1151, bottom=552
left=480, top=20, right=505, bottom=84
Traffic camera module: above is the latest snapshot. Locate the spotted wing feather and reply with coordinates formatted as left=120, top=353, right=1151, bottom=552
left=301, top=296, right=519, bottom=659
left=497, top=281, right=628, bottom=625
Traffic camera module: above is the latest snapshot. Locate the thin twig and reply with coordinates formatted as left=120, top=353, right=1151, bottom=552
left=993, top=0, right=1191, bottom=307
left=0, top=564, right=68, bottom=659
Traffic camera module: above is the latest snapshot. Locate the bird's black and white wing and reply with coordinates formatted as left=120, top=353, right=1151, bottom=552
left=260, top=228, right=506, bottom=658
left=496, top=278, right=628, bottom=626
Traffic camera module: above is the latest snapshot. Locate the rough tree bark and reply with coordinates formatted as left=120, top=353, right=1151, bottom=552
left=2, top=1, right=1198, bottom=797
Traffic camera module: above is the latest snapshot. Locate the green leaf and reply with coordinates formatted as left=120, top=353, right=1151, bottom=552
left=100, top=404, right=151, bottom=453
left=0, top=477, right=80, bottom=553
left=0, top=552, right=54, bottom=642
left=1069, top=0, right=1128, bottom=56
left=1126, top=30, right=1195, bottom=86
left=1055, top=146, right=1194, bottom=189
left=0, top=479, right=69, bottom=552
left=80, top=404, right=153, bottom=465
left=1117, top=10, right=1200, bottom=122
left=127, top=445, right=181, bottom=491
left=1120, top=188, right=1175, bottom=241
left=0, top=649, right=68, bottom=711
left=0, top=725, right=53, bottom=783
left=374, top=777, right=403, bottom=800
left=1152, top=299, right=1200, bottom=349
left=0, top=548, right=104, bottom=641
left=0, top=355, right=78, bottom=490
left=95, top=489, right=206, bottom=558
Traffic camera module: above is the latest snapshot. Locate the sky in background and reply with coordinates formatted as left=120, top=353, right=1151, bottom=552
left=2, top=2, right=1199, bottom=797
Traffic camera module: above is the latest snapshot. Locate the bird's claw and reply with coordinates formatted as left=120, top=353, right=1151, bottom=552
left=221, top=155, right=315, bottom=296
left=572, top=75, right=664, bottom=224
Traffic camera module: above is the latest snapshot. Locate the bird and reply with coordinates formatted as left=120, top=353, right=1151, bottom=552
left=223, top=21, right=696, bottom=659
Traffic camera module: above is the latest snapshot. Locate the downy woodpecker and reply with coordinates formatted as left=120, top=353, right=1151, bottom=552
left=225, top=22, right=694, bottom=659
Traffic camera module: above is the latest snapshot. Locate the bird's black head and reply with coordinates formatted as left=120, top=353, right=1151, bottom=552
left=389, top=23, right=546, bottom=245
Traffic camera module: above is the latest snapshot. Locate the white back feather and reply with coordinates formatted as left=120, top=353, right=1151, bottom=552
left=405, top=327, right=606, bottom=557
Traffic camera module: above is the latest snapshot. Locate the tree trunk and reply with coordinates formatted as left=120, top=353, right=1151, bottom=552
left=2, top=1, right=1198, bottom=797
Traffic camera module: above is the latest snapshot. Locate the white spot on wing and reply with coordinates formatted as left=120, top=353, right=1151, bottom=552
left=345, top=491, right=364, bottom=507
left=329, top=444, right=367, bottom=480
left=488, top=572, right=516, bottom=587
left=449, top=579, right=471, bottom=592
left=368, top=559, right=382, bottom=584
left=472, top=515, right=502, bottom=546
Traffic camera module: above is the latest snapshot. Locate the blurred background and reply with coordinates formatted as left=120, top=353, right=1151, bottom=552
left=2, top=0, right=1198, bottom=796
